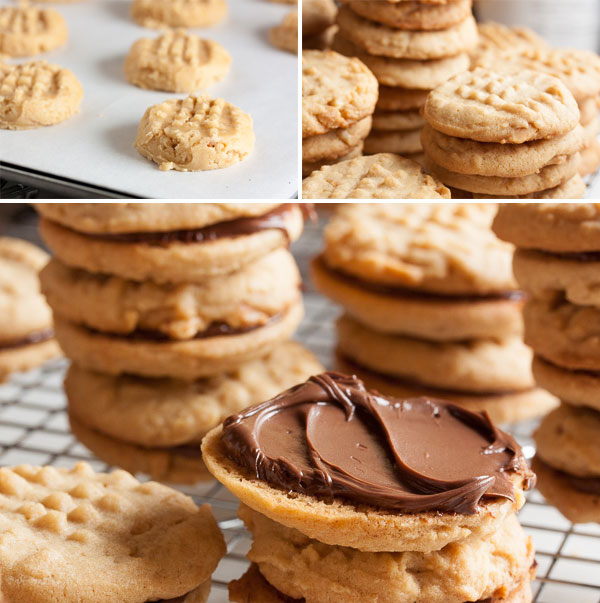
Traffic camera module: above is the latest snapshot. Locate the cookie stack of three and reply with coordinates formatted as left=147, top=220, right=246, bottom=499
left=37, top=203, right=323, bottom=484
left=331, top=0, right=478, bottom=161
left=494, top=204, right=600, bottom=524
left=312, top=203, right=557, bottom=425
left=302, top=50, right=378, bottom=177
left=202, top=372, right=538, bottom=602
left=422, top=68, right=587, bottom=199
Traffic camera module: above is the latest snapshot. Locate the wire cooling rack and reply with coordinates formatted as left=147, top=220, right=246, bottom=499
left=0, top=208, right=599, bottom=603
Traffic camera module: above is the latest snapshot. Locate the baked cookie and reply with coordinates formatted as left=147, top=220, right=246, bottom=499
left=52, top=300, right=303, bottom=380
left=579, top=95, right=599, bottom=126
left=302, top=116, right=372, bottom=162
left=302, top=50, right=378, bottom=137
left=423, top=68, right=580, bottom=144
left=131, top=0, right=227, bottom=28
left=0, top=237, right=60, bottom=382
left=332, top=34, right=470, bottom=89
left=0, top=6, right=67, bottom=57
left=302, top=141, right=363, bottom=178
left=65, top=341, right=323, bottom=448
left=363, top=127, right=423, bottom=154
left=0, top=462, right=225, bottom=601
left=302, top=0, right=336, bottom=37
left=302, top=153, right=450, bottom=199
left=579, top=139, right=600, bottom=176
left=202, top=372, right=535, bottom=553
left=311, top=256, right=524, bottom=340
left=377, top=86, right=429, bottom=111
left=38, top=204, right=304, bottom=282
left=269, top=10, right=298, bottom=54
left=0, top=61, right=82, bottom=129
left=336, top=8, right=478, bottom=60
left=135, top=95, right=254, bottom=171
left=321, top=203, right=515, bottom=294
left=372, top=108, right=425, bottom=131
left=124, top=30, right=231, bottom=92
left=421, top=123, right=584, bottom=178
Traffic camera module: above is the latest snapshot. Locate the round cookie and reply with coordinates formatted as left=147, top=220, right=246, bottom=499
left=343, top=0, right=473, bottom=30
left=0, top=61, right=83, bottom=129
left=38, top=204, right=304, bottom=282
left=269, top=10, right=298, bottom=54
left=377, top=86, right=429, bottom=111
left=40, top=248, right=300, bottom=339
left=337, top=355, right=558, bottom=425
left=0, top=462, right=225, bottom=602
left=131, top=0, right=227, bottom=28
left=0, top=339, right=61, bottom=384
left=241, top=504, right=534, bottom=603
left=52, top=300, right=303, bottom=380
left=421, top=123, right=585, bottom=178
left=424, top=153, right=580, bottom=196
left=125, top=30, right=231, bottom=92
left=302, top=141, right=363, bottom=178
left=302, top=116, right=372, bottom=163
left=302, top=153, right=450, bottom=199
left=532, top=355, right=600, bottom=413
left=321, top=203, right=515, bottom=295
left=337, top=314, right=535, bottom=393
left=65, top=341, right=323, bottom=448
left=423, top=68, right=580, bottom=144
left=0, top=6, right=67, bottom=57
left=311, top=255, right=525, bottom=340
left=363, top=127, right=423, bottom=154
left=332, top=34, right=470, bottom=89
left=135, top=94, right=254, bottom=171
left=302, top=0, right=336, bottom=37
left=302, top=50, right=378, bottom=138
left=495, top=204, right=600, bottom=253
left=372, top=108, right=425, bottom=131
left=532, top=456, right=600, bottom=524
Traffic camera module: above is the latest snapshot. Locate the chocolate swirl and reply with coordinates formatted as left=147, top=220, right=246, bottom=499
left=221, top=372, right=532, bottom=514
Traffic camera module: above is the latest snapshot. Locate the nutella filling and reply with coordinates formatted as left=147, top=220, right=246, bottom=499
left=0, top=328, right=54, bottom=350
left=541, top=250, right=600, bottom=262
left=221, top=372, right=532, bottom=514
left=87, top=204, right=296, bottom=246
left=318, top=256, right=526, bottom=302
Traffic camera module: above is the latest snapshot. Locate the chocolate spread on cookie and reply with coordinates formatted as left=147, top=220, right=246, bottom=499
left=0, top=328, right=54, bottom=349
left=88, top=204, right=297, bottom=246
left=221, top=372, right=532, bottom=514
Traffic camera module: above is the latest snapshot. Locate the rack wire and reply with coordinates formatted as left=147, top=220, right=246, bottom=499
left=0, top=210, right=599, bottom=603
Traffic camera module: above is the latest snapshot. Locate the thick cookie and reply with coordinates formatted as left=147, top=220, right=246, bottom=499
left=302, top=116, right=372, bottom=162
left=131, top=0, right=227, bottom=28
left=0, top=61, right=82, bottom=129
left=302, top=142, right=363, bottom=178
left=38, top=204, right=304, bottom=282
left=269, top=10, right=298, bottom=54
left=302, top=50, right=378, bottom=138
left=135, top=95, right=254, bottom=171
left=423, top=68, right=580, bottom=144
left=302, top=153, right=450, bottom=199
left=321, top=203, right=515, bottom=295
left=65, top=341, right=323, bottom=448
left=0, top=6, right=67, bottom=57
left=460, top=174, right=586, bottom=200
left=363, top=127, right=423, bottom=154
left=377, top=86, right=429, bottom=111
left=52, top=300, right=303, bottom=380
left=372, top=108, right=425, bottom=131
left=125, top=30, right=231, bottom=92
left=41, top=248, right=300, bottom=339
left=0, top=462, right=225, bottom=601
left=336, top=8, right=478, bottom=60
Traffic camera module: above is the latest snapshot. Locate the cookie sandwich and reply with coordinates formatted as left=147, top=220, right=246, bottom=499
left=313, top=203, right=557, bottom=424
left=0, top=237, right=60, bottom=382
left=202, top=372, right=537, bottom=602
left=494, top=203, right=600, bottom=523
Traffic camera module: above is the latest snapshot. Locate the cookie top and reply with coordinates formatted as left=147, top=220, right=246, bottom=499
left=302, top=50, right=378, bottom=138
left=0, top=237, right=53, bottom=341
left=131, top=0, right=227, bottom=29
left=0, top=61, right=83, bottom=129
left=493, top=203, right=600, bottom=252
left=135, top=95, right=254, bottom=171
left=423, top=68, right=580, bottom=143
left=0, top=6, right=67, bottom=57
left=124, top=29, right=231, bottom=93
left=322, top=202, right=516, bottom=294
left=0, top=462, right=225, bottom=603
left=471, top=21, right=549, bottom=63
left=302, top=153, right=450, bottom=199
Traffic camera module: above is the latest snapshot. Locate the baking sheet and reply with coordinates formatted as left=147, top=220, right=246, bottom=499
left=0, top=0, right=298, bottom=199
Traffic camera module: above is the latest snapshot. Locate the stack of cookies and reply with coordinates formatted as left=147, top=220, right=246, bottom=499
left=302, top=49, right=378, bottom=178
left=422, top=68, right=587, bottom=199
left=494, top=204, right=600, bottom=524
left=312, top=203, right=557, bottom=424
left=202, top=372, right=537, bottom=602
left=332, top=0, right=478, bottom=161
left=37, top=203, right=322, bottom=484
